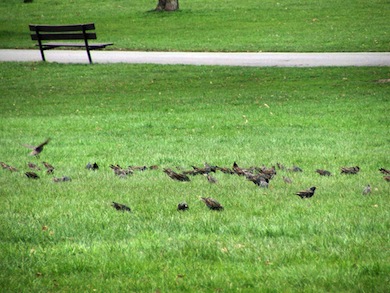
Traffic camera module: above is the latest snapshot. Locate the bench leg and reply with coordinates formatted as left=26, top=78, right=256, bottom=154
left=40, top=49, right=46, bottom=61
left=38, top=42, right=46, bottom=61
left=86, top=47, right=92, bottom=64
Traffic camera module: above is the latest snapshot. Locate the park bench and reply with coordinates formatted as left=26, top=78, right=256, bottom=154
left=29, top=23, right=113, bottom=64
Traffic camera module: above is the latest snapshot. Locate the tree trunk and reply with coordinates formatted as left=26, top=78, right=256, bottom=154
left=155, top=0, right=179, bottom=11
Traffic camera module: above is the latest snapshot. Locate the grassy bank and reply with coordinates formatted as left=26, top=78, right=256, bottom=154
left=1, top=0, right=389, bottom=52
left=0, top=63, right=389, bottom=291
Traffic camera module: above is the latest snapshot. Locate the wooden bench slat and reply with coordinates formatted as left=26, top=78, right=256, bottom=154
left=29, top=23, right=95, bottom=32
left=31, top=33, right=97, bottom=41
left=40, top=42, right=113, bottom=48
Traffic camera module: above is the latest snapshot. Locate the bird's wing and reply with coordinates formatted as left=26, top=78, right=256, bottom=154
left=37, top=138, right=50, bottom=148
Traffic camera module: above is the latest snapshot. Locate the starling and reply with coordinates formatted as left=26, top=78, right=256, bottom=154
left=341, top=166, right=360, bottom=174
left=295, top=186, right=316, bottom=199
left=215, top=166, right=234, bottom=174
left=205, top=174, right=218, bottom=184
left=163, top=168, right=190, bottom=182
left=362, top=184, right=371, bottom=195
left=23, top=138, right=50, bottom=156
left=233, top=162, right=248, bottom=176
left=379, top=168, right=390, bottom=175
left=110, top=164, right=133, bottom=177
left=186, top=163, right=216, bottom=175
left=200, top=197, right=224, bottom=210
left=42, top=161, right=54, bottom=170
left=283, top=176, right=292, bottom=184
left=289, top=165, right=303, bottom=172
left=246, top=173, right=269, bottom=187
left=25, top=171, right=39, bottom=179
left=183, top=163, right=215, bottom=176
left=1, top=162, right=18, bottom=172
left=128, top=165, right=147, bottom=172
left=191, top=165, right=207, bottom=175
left=177, top=202, right=189, bottom=211
left=260, top=165, right=277, bottom=177
left=384, top=176, right=390, bottom=182
left=7, top=165, right=18, bottom=172
left=258, top=179, right=269, bottom=188
left=53, top=176, right=71, bottom=182
left=316, top=169, right=331, bottom=176
left=182, top=169, right=198, bottom=176
left=86, top=162, right=99, bottom=170
left=42, top=161, right=54, bottom=174
left=1, top=162, right=9, bottom=169
left=28, top=162, right=41, bottom=170
left=111, top=202, right=131, bottom=212
left=204, top=162, right=217, bottom=173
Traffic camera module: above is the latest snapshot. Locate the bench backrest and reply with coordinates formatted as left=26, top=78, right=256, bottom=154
left=29, top=23, right=97, bottom=41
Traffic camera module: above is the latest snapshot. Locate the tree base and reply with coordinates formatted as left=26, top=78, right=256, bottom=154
left=155, top=0, right=179, bottom=11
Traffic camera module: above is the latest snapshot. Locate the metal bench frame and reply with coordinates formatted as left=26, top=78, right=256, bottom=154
left=29, top=23, right=113, bottom=64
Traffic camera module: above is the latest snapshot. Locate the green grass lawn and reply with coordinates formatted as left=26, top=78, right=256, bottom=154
left=0, top=63, right=389, bottom=291
left=1, top=0, right=389, bottom=52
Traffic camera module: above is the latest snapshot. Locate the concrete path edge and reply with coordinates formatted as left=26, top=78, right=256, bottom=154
left=1, top=49, right=390, bottom=67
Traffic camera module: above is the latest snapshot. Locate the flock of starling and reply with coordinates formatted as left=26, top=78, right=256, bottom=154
left=1, top=138, right=389, bottom=213
left=1, top=139, right=71, bottom=182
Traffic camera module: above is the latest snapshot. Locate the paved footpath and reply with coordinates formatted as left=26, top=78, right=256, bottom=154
left=1, top=49, right=390, bottom=67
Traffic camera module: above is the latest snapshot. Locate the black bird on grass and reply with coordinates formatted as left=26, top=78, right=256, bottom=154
left=111, top=202, right=131, bottom=212
left=200, top=197, right=224, bottom=210
left=289, top=165, right=303, bottom=172
left=86, top=162, right=99, bottom=170
left=246, top=173, right=269, bottom=188
left=177, top=202, right=189, bottom=211
left=110, top=164, right=133, bottom=177
left=316, top=169, right=331, bottom=176
left=296, top=186, right=316, bottom=199
left=233, top=162, right=248, bottom=176
left=23, top=138, right=50, bottom=156
left=1, top=162, right=8, bottom=169
left=362, top=184, right=371, bottom=195
left=187, top=165, right=210, bottom=175
left=260, top=165, right=277, bottom=178
left=258, top=179, right=269, bottom=188
left=215, top=166, right=234, bottom=174
left=205, top=174, right=218, bottom=184
left=25, top=171, right=39, bottom=179
left=204, top=162, right=217, bottom=173
left=42, top=161, right=55, bottom=174
left=1, top=162, right=18, bottom=172
left=128, top=165, right=148, bottom=172
left=42, top=161, right=54, bottom=170
left=163, top=168, right=190, bottom=182
left=28, top=162, right=41, bottom=171
left=379, top=168, right=390, bottom=175
left=341, top=166, right=360, bottom=174
left=53, top=176, right=71, bottom=182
